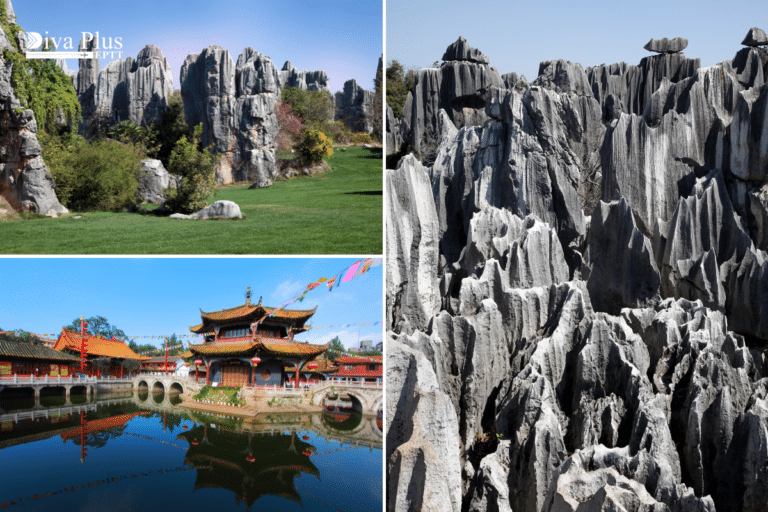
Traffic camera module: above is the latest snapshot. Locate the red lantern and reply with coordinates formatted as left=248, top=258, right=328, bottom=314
left=185, top=363, right=190, bottom=367
left=251, top=357, right=261, bottom=366
left=246, top=455, right=255, bottom=463
left=194, top=360, right=202, bottom=365
left=307, top=362, right=319, bottom=370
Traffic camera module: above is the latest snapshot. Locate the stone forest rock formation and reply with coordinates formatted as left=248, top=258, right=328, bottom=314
left=335, top=78, right=375, bottom=133
left=180, top=45, right=279, bottom=185
left=386, top=33, right=768, bottom=512
left=0, top=0, right=68, bottom=216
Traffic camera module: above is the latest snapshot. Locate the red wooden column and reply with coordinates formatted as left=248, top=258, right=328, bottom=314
left=206, top=360, right=211, bottom=385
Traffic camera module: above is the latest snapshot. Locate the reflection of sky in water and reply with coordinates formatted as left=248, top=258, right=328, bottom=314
left=0, top=399, right=382, bottom=511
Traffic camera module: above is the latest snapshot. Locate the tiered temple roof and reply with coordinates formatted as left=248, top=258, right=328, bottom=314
left=189, top=299, right=317, bottom=335
left=54, top=329, right=148, bottom=359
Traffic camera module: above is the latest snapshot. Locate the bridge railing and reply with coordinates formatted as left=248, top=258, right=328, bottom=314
left=0, top=374, right=98, bottom=384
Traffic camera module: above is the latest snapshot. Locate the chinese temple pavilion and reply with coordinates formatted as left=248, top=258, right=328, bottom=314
left=188, top=288, right=327, bottom=387
left=54, top=329, right=147, bottom=377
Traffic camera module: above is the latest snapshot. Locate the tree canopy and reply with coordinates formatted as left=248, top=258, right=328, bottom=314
left=64, top=316, right=126, bottom=341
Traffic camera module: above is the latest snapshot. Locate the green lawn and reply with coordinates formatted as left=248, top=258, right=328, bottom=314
left=0, top=147, right=382, bottom=254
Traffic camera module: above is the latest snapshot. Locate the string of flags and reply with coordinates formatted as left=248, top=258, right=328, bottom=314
left=264, top=257, right=382, bottom=320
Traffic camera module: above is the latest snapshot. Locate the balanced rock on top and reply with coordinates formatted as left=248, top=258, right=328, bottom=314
left=741, top=27, right=768, bottom=47
left=643, top=36, right=688, bottom=54
left=441, top=36, right=490, bottom=64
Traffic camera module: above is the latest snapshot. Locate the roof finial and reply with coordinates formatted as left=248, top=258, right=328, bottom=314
left=245, top=286, right=252, bottom=305
left=258, top=296, right=262, bottom=306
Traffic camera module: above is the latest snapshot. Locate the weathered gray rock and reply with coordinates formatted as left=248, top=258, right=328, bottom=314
left=386, top=337, right=462, bottom=512
left=386, top=102, right=403, bottom=156
left=277, top=61, right=330, bottom=92
left=136, top=159, right=179, bottom=204
left=386, top=155, right=440, bottom=334
left=74, top=37, right=100, bottom=137
left=587, top=53, right=700, bottom=118
left=731, top=46, right=768, bottom=89
left=4, top=0, right=15, bottom=24
left=442, top=36, right=490, bottom=64
left=387, top=35, right=768, bottom=512
left=170, top=199, right=242, bottom=220
left=94, top=45, right=174, bottom=127
left=644, top=37, right=689, bottom=54
left=181, top=46, right=278, bottom=184
left=0, top=52, right=68, bottom=216
left=334, top=78, right=374, bottom=133
left=403, top=38, right=503, bottom=154
left=585, top=196, right=661, bottom=314
left=742, top=28, right=768, bottom=47
left=730, top=83, right=768, bottom=182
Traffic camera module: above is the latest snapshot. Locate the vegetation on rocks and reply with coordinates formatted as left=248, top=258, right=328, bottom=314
left=164, top=124, right=219, bottom=214
left=1, top=6, right=80, bottom=131
left=386, top=60, right=416, bottom=119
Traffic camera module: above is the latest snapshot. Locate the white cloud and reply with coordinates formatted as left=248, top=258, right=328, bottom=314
left=270, top=279, right=306, bottom=304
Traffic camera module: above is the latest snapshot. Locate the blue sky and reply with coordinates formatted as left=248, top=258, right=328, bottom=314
left=387, top=0, right=763, bottom=84
left=0, top=257, right=383, bottom=351
left=16, top=0, right=382, bottom=94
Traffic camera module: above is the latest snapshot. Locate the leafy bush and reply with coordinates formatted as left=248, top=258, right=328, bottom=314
left=319, top=120, right=353, bottom=144
left=275, top=100, right=304, bottom=159
left=108, top=120, right=158, bottom=154
left=281, top=88, right=335, bottom=129
left=42, top=133, right=144, bottom=211
left=296, top=129, right=333, bottom=163
left=350, top=132, right=373, bottom=145
left=164, top=124, right=218, bottom=214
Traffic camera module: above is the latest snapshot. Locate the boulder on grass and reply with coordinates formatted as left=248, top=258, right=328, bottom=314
left=170, top=200, right=242, bottom=220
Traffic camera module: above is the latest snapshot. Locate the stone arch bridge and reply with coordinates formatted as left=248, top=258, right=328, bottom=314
left=308, top=380, right=383, bottom=415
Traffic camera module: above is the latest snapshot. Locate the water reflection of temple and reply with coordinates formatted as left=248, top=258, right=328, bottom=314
left=177, top=425, right=319, bottom=508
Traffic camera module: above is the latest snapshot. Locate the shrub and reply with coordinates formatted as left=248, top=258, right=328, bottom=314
left=275, top=100, right=304, bottom=159
left=296, top=129, right=333, bottom=163
left=320, top=120, right=353, bottom=144
left=108, top=120, right=158, bottom=155
left=164, top=124, right=218, bottom=214
left=281, top=88, right=335, bottom=129
left=42, top=133, right=144, bottom=211
left=350, top=132, right=373, bottom=145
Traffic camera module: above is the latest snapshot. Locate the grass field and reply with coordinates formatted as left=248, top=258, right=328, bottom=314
left=0, top=147, right=382, bottom=254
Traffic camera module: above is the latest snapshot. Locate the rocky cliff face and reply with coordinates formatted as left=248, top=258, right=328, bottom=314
left=181, top=45, right=279, bottom=185
left=387, top=33, right=768, bottom=512
left=277, top=60, right=330, bottom=92
left=95, top=45, right=173, bottom=127
left=0, top=1, right=68, bottom=216
left=73, top=41, right=173, bottom=135
left=335, top=78, right=374, bottom=133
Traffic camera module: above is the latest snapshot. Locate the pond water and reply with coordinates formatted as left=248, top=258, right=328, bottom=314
left=0, top=391, right=383, bottom=512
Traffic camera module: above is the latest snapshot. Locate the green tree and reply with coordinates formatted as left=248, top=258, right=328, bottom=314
left=0, top=328, right=45, bottom=345
left=327, top=336, right=344, bottom=353
left=281, top=88, right=335, bottom=129
left=91, top=356, right=113, bottom=376
left=164, top=124, right=219, bottom=214
left=121, top=358, right=142, bottom=375
left=386, top=60, right=415, bottom=120
left=151, top=90, right=190, bottom=167
left=64, top=316, right=126, bottom=341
